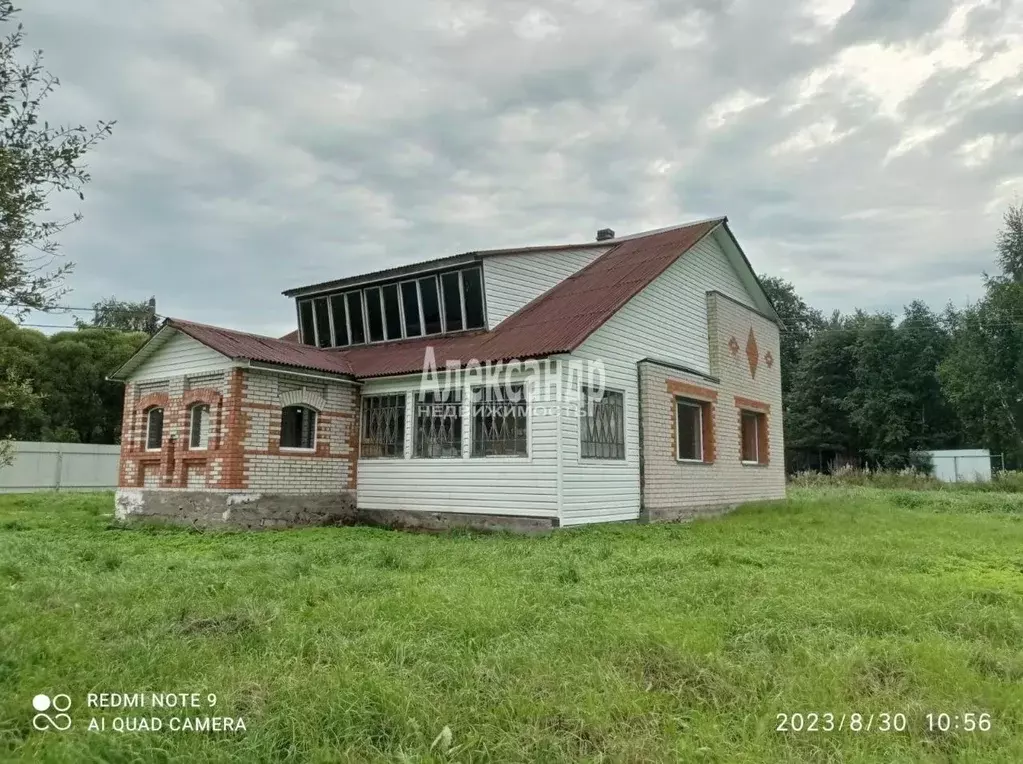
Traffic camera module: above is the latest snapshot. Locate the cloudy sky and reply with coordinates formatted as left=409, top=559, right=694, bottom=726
left=16, top=0, right=1023, bottom=336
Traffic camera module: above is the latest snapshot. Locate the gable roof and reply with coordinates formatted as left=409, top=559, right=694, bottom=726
left=110, top=319, right=355, bottom=381
left=113, top=217, right=779, bottom=382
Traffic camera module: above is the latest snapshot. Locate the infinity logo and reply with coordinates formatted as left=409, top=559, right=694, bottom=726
left=32, top=694, right=72, bottom=731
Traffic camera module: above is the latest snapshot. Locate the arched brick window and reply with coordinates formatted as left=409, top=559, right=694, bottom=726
left=145, top=407, right=164, bottom=451
left=280, top=405, right=317, bottom=450
left=189, top=403, right=211, bottom=449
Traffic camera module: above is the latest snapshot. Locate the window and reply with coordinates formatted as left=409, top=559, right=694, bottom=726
left=401, top=281, right=422, bottom=337
left=281, top=405, right=317, bottom=449
left=295, top=265, right=488, bottom=346
left=361, top=394, right=406, bottom=458
left=313, top=297, right=332, bottom=348
left=741, top=411, right=767, bottom=464
left=364, top=287, right=385, bottom=342
left=580, top=388, right=625, bottom=459
left=471, top=384, right=528, bottom=457
left=676, top=399, right=704, bottom=461
left=189, top=404, right=210, bottom=449
left=462, top=267, right=485, bottom=329
left=145, top=407, right=164, bottom=450
left=330, top=294, right=349, bottom=346
left=298, top=300, right=315, bottom=346
left=346, top=291, right=366, bottom=344
left=414, top=389, right=463, bottom=458
left=441, top=272, right=463, bottom=332
left=419, top=276, right=442, bottom=335
left=382, top=284, right=402, bottom=340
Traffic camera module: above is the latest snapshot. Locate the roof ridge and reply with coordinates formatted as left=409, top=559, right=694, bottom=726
left=167, top=317, right=306, bottom=346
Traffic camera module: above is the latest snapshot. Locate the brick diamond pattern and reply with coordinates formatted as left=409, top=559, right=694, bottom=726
left=746, top=327, right=759, bottom=378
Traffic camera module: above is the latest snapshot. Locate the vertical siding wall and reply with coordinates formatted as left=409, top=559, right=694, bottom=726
left=638, top=294, right=786, bottom=516
left=483, top=246, right=610, bottom=327
left=356, top=372, right=559, bottom=518
left=561, top=230, right=758, bottom=526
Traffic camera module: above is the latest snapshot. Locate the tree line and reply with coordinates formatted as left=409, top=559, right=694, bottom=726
left=764, top=203, right=1023, bottom=471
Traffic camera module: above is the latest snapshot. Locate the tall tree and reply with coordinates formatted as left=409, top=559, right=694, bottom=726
left=0, top=1, right=113, bottom=463
left=758, top=275, right=825, bottom=396
left=77, top=296, right=158, bottom=335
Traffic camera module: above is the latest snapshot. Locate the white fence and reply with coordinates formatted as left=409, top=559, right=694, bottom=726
left=917, top=449, right=993, bottom=483
left=0, top=441, right=120, bottom=493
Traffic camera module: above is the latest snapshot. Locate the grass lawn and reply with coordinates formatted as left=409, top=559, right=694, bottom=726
left=1, top=488, right=1022, bottom=763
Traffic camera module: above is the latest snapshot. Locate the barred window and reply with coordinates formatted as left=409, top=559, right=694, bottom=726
left=414, top=389, right=463, bottom=458
left=580, top=387, right=625, bottom=459
left=281, top=405, right=317, bottom=449
left=361, top=394, right=406, bottom=458
left=471, top=384, right=528, bottom=458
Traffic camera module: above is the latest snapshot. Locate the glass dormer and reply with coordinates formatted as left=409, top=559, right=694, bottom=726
left=296, top=265, right=486, bottom=348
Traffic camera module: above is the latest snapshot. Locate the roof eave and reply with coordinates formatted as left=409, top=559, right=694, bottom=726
left=715, top=220, right=784, bottom=327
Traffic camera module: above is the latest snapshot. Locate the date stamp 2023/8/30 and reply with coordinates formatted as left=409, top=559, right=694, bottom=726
left=775, top=712, right=993, bottom=734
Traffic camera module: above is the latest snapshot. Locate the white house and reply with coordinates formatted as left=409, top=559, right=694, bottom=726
left=111, top=217, right=786, bottom=531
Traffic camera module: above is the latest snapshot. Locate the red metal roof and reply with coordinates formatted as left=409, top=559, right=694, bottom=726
left=145, top=219, right=722, bottom=381
left=169, top=318, right=355, bottom=376
left=341, top=218, right=722, bottom=377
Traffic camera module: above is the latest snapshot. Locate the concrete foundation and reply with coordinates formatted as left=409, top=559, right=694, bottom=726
left=114, top=489, right=357, bottom=530
left=355, top=508, right=556, bottom=534
left=640, top=502, right=737, bottom=524
left=114, top=490, right=557, bottom=533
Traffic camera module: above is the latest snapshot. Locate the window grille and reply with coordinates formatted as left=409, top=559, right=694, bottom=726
left=580, top=388, right=625, bottom=459
left=414, top=390, right=463, bottom=458
left=361, top=394, right=406, bottom=458
left=471, top=384, right=528, bottom=457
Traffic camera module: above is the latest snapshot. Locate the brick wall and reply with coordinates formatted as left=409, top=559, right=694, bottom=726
left=638, top=292, right=786, bottom=520
left=117, top=368, right=358, bottom=494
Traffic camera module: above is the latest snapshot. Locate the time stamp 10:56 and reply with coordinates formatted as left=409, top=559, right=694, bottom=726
left=775, top=712, right=993, bottom=733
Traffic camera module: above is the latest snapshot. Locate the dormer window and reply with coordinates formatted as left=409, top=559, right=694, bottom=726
left=296, top=265, right=486, bottom=347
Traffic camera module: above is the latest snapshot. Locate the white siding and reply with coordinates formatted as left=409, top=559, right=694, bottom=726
left=356, top=373, right=559, bottom=518
left=483, top=246, right=610, bottom=327
left=561, top=228, right=757, bottom=526
left=129, top=332, right=233, bottom=382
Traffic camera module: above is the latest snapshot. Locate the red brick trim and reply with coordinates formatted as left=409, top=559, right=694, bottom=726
left=667, top=379, right=718, bottom=401
left=670, top=396, right=716, bottom=464
left=733, top=395, right=770, bottom=413
left=218, top=369, right=247, bottom=489
left=734, top=397, right=770, bottom=466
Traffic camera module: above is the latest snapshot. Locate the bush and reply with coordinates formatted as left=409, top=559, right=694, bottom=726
left=789, top=466, right=1023, bottom=493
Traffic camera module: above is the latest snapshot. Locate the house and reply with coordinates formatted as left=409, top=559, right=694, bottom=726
left=110, top=217, right=786, bottom=531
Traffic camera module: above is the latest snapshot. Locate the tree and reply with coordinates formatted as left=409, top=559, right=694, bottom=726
left=758, top=275, right=825, bottom=396
left=77, top=296, right=158, bottom=335
left=0, top=317, right=145, bottom=448
left=995, top=202, right=1023, bottom=283
left=0, top=1, right=113, bottom=461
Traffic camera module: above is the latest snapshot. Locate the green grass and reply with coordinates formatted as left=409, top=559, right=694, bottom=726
left=1, top=488, right=1022, bottom=763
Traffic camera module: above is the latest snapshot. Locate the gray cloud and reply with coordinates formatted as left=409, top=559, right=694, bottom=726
left=15, top=0, right=1023, bottom=336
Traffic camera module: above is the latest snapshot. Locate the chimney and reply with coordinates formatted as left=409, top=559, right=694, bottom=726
left=596, top=228, right=615, bottom=242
